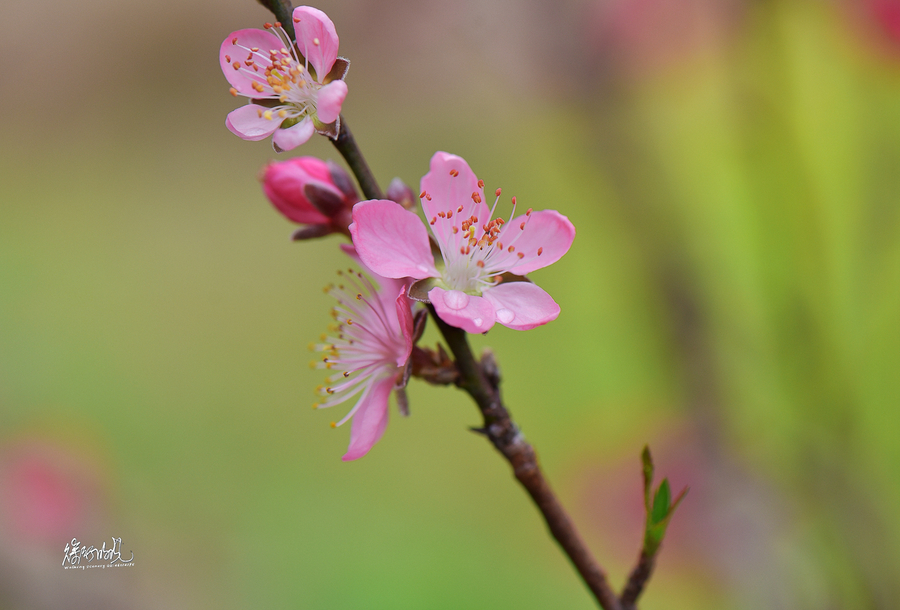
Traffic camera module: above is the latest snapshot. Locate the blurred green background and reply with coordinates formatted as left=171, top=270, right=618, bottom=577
left=1, top=0, right=899, bottom=608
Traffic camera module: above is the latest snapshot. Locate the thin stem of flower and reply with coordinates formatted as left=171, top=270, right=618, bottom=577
left=331, top=117, right=384, bottom=201
left=256, top=0, right=295, bottom=39
left=427, top=305, right=623, bottom=610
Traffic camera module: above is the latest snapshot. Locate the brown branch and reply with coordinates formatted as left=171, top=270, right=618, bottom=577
left=331, top=118, right=384, bottom=201
left=428, top=306, right=622, bottom=610
left=620, top=550, right=655, bottom=610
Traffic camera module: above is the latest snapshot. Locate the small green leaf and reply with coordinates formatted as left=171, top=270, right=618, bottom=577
left=651, top=479, right=671, bottom=525
left=646, top=522, right=666, bottom=550
left=668, top=485, right=689, bottom=521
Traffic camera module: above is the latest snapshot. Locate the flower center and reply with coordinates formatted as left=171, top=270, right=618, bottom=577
left=424, top=180, right=539, bottom=294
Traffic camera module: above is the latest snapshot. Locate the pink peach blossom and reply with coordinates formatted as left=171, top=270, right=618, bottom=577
left=350, top=152, right=575, bottom=333
left=311, top=247, right=414, bottom=461
left=219, top=6, right=348, bottom=152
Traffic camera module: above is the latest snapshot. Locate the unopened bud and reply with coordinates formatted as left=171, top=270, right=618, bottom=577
left=261, top=157, right=356, bottom=237
left=386, top=177, right=416, bottom=210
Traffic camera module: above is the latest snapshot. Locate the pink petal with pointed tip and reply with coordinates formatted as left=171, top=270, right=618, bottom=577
left=316, top=80, right=347, bottom=124
left=420, top=152, right=490, bottom=251
left=342, top=376, right=394, bottom=461
left=482, top=282, right=560, bottom=330
left=350, top=200, right=437, bottom=280
left=272, top=118, right=315, bottom=152
left=292, top=6, right=340, bottom=82
left=220, top=29, right=284, bottom=95
left=428, top=287, right=496, bottom=334
left=492, top=210, right=575, bottom=276
left=225, top=104, right=281, bottom=141
left=395, top=286, right=415, bottom=366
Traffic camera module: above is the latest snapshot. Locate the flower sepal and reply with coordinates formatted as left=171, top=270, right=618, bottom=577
left=304, top=182, right=346, bottom=218
left=328, top=160, right=358, bottom=199
left=312, top=114, right=341, bottom=140
left=408, top=277, right=441, bottom=302
left=322, top=57, right=350, bottom=84
left=291, top=224, right=332, bottom=241
left=494, top=271, right=532, bottom=286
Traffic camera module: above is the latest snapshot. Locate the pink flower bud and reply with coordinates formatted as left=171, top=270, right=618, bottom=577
left=386, top=177, right=416, bottom=210
left=261, top=157, right=358, bottom=237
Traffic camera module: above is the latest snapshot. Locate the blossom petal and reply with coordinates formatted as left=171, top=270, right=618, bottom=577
left=350, top=200, right=438, bottom=279
left=338, top=243, right=408, bottom=302
left=428, top=287, right=496, bottom=333
left=272, top=118, right=315, bottom=152
left=490, top=210, right=575, bottom=276
left=316, top=80, right=347, bottom=124
left=220, top=29, right=284, bottom=96
left=395, top=286, right=415, bottom=366
left=482, top=282, right=560, bottom=330
left=292, top=6, right=340, bottom=82
left=420, top=152, right=490, bottom=252
left=342, top=376, right=394, bottom=461
left=225, top=104, right=281, bottom=141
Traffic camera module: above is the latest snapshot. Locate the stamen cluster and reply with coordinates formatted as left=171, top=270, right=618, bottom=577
left=310, top=265, right=413, bottom=461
